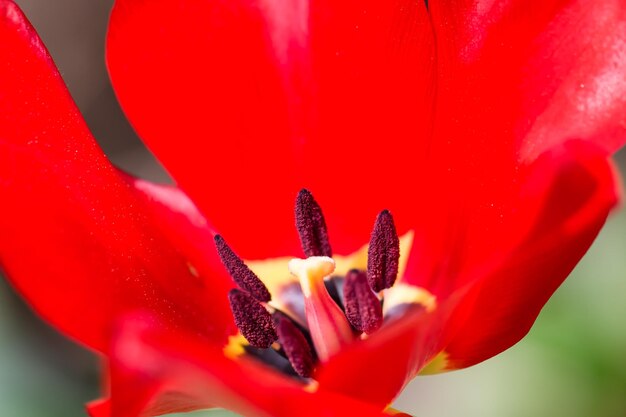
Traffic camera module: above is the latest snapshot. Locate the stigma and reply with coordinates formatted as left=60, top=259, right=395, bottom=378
left=216, top=188, right=419, bottom=380
left=288, top=256, right=353, bottom=362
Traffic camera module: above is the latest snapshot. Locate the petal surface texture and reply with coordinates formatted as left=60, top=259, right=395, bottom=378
left=429, top=0, right=626, bottom=162
left=107, top=0, right=437, bottom=259
left=404, top=0, right=626, bottom=291
left=0, top=1, right=234, bottom=353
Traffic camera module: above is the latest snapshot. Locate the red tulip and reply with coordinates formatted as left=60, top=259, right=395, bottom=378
left=1, top=0, right=625, bottom=416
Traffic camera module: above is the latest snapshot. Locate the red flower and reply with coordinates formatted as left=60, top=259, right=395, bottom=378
left=1, top=0, right=625, bottom=416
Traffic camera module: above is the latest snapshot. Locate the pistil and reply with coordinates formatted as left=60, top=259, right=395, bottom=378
left=288, top=256, right=354, bottom=362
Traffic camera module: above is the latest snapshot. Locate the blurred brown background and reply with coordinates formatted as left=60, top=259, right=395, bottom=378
left=2, top=1, right=625, bottom=416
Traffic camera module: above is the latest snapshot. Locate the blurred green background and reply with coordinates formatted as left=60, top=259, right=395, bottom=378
left=2, top=1, right=625, bottom=416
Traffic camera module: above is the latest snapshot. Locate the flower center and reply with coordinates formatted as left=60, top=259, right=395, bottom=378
left=216, top=189, right=430, bottom=380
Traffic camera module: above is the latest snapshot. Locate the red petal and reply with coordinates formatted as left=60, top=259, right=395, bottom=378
left=92, top=313, right=396, bottom=417
left=106, top=0, right=436, bottom=259
left=429, top=0, right=626, bottom=161
left=395, top=1, right=626, bottom=294
left=86, top=399, right=110, bottom=417
left=331, top=141, right=618, bottom=398
left=442, top=142, right=619, bottom=368
left=126, top=176, right=229, bottom=291
left=404, top=136, right=620, bottom=291
left=316, top=289, right=467, bottom=408
left=0, top=2, right=234, bottom=352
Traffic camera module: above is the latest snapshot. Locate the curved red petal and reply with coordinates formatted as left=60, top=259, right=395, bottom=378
left=396, top=1, right=626, bottom=292
left=95, top=313, right=394, bottom=417
left=315, top=292, right=466, bottom=408
left=429, top=0, right=626, bottom=162
left=337, top=141, right=618, bottom=396
left=106, top=0, right=436, bottom=259
left=404, top=136, right=621, bottom=293
left=86, top=399, right=110, bottom=417
left=126, top=176, right=231, bottom=292
left=442, top=142, right=619, bottom=368
left=0, top=2, right=234, bottom=353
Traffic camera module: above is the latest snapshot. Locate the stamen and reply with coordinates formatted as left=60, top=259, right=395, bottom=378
left=343, top=269, right=383, bottom=334
left=228, top=289, right=277, bottom=348
left=367, top=210, right=400, bottom=292
left=274, top=314, right=314, bottom=378
left=215, top=235, right=271, bottom=302
left=295, top=189, right=332, bottom=257
left=288, top=256, right=353, bottom=362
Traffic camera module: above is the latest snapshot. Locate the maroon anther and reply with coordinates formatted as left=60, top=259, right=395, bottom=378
left=228, top=289, right=277, bottom=348
left=343, top=269, right=383, bottom=334
left=215, top=235, right=271, bottom=302
left=295, top=189, right=332, bottom=257
left=367, top=210, right=400, bottom=292
left=274, top=314, right=314, bottom=378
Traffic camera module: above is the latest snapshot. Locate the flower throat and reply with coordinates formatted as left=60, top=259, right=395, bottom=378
left=215, top=189, right=400, bottom=379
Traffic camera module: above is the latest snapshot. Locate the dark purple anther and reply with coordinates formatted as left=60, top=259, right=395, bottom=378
left=215, top=235, right=271, bottom=302
left=274, top=313, right=314, bottom=378
left=367, top=210, right=400, bottom=292
left=295, top=189, right=332, bottom=257
left=228, top=289, right=277, bottom=348
left=343, top=269, right=383, bottom=334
